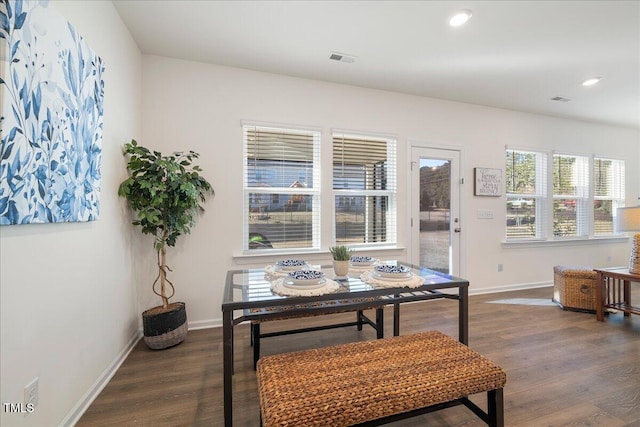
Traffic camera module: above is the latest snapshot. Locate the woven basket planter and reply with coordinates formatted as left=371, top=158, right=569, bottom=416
left=142, top=302, right=188, bottom=350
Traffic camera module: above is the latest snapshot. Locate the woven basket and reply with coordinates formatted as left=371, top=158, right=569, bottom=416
left=142, top=302, right=188, bottom=350
left=143, top=320, right=187, bottom=349
left=553, top=266, right=598, bottom=312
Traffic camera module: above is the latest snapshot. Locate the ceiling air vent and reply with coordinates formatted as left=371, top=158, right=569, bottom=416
left=329, top=51, right=356, bottom=63
left=550, top=96, right=572, bottom=102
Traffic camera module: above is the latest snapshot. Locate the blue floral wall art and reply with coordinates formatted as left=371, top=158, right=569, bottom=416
left=0, top=0, right=105, bottom=225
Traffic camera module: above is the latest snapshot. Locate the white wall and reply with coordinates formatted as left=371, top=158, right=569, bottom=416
left=0, top=1, right=142, bottom=426
left=141, top=55, right=639, bottom=327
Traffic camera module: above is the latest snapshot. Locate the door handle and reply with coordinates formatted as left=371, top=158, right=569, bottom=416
left=454, top=228, right=461, bottom=233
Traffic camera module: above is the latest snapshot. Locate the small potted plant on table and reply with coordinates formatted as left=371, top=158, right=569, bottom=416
left=330, top=245, right=352, bottom=277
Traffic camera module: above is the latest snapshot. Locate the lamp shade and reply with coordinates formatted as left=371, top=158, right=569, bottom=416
left=615, top=206, right=640, bottom=232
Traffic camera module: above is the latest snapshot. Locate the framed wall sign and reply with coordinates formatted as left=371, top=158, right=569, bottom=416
left=474, top=168, right=502, bottom=196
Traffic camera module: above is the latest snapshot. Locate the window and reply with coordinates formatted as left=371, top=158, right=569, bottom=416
left=243, top=125, right=321, bottom=251
left=333, top=133, right=397, bottom=246
left=594, top=158, right=625, bottom=235
left=506, top=148, right=625, bottom=241
left=553, top=154, right=589, bottom=237
left=505, top=149, right=548, bottom=239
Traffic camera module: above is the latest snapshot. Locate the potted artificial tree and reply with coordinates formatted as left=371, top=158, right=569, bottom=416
left=118, top=139, right=213, bottom=350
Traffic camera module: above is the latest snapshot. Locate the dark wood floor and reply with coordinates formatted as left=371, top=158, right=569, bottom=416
left=78, top=286, right=640, bottom=426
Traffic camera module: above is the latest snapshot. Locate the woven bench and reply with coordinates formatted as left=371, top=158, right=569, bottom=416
left=256, top=330, right=507, bottom=426
left=553, top=265, right=598, bottom=312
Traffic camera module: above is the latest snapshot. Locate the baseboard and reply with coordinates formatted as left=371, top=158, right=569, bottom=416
left=468, top=280, right=553, bottom=296
left=189, top=318, right=222, bottom=330
left=59, top=329, right=142, bottom=427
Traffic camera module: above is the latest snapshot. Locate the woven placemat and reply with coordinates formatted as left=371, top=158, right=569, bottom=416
left=347, top=263, right=378, bottom=274
left=270, top=278, right=341, bottom=296
left=360, top=270, right=425, bottom=288
left=264, top=265, right=289, bottom=281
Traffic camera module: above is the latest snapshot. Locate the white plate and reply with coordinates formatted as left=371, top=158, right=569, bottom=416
left=350, top=256, right=376, bottom=267
left=350, top=262, right=376, bottom=268
left=287, top=270, right=325, bottom=285
left=275, top=260, right=308, bottom=272
left=373, top=265, right=412, bottom=278
left=283, top=279, right=327, bottom=290
left=371, top=271, right=414, bottom=282
left=277, top=266, right=307, bottom=272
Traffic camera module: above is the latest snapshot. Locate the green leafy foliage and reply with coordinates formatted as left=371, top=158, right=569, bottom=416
left=329, top=245, right=353, bottom=261
left=118, top=139, right=214, bottom=251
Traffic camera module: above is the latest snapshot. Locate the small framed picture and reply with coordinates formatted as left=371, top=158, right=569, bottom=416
left=474, top=168, right=502, bottom=196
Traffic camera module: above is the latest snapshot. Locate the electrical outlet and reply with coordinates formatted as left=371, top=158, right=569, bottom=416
left=24, top=377, right=38, bottom=410
left=497, top=264, right=503, bottom=272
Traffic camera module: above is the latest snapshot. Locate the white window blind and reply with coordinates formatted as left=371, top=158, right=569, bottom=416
left=243, top=125, right=321, bottom=251
left=333, top=133, right=397, bottom=246
left=505, top=147, right=625, bottom=241
left=505, top=149, right=548, bottom=240
left=553, top=153, right=589, bottom=238
left=594, top=157, right=625, bottom=235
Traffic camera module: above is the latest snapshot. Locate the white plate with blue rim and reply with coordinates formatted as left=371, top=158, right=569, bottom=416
left=350, top=256, right=376, bottom=267
left=372, top=265, right=412, bottom=280
left=284, top=270, right=327, bottom=288
left=275, top=259, right=308, bottom=272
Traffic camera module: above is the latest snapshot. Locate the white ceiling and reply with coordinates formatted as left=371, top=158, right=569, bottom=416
left=113, top=0, right=640, bottom=130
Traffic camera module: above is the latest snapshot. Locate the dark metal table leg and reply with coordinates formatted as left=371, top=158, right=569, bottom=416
left=393, top=301, right=400, bottom=336
left=253, top=322, right=260, bottom=370
left=376, top=307, right=384, bottom=339
left=488, top=388, right=504, bottom=427
left=459, top=286, right=468, bottom=345
left=223, top=309, right=234, bottom=427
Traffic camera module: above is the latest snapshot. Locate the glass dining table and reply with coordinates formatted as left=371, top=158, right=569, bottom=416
left=221, top=260, right=470, bottom=426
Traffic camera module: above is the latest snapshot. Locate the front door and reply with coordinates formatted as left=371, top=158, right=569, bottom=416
left=410, top=146, right=461, bottom=275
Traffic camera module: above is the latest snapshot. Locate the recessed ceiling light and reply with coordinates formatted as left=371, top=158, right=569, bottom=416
left=449, top=9, right=472, bottom=27
left=582, top=77, right=602, bottom=87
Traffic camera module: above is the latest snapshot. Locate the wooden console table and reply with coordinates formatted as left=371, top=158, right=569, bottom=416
left=594, top=267, right=640, bottom=321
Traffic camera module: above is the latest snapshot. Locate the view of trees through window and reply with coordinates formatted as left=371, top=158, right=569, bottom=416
left=505, top=150, right=542, bottom=239
left=419, top=159, right=451, bottom=273
left=552, top=154, right=588, bottom=237
left=593, top=158, right=625, bottom=235
left=506, top=149, right=625, bottom=240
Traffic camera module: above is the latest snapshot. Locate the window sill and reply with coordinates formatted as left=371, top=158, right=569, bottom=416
left=233, top=246, right=406, bottom=265
left=501, top=235, right=628, bottom=249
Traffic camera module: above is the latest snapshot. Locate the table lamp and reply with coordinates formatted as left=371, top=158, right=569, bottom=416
left=615, top=206, right=640, bottom=274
